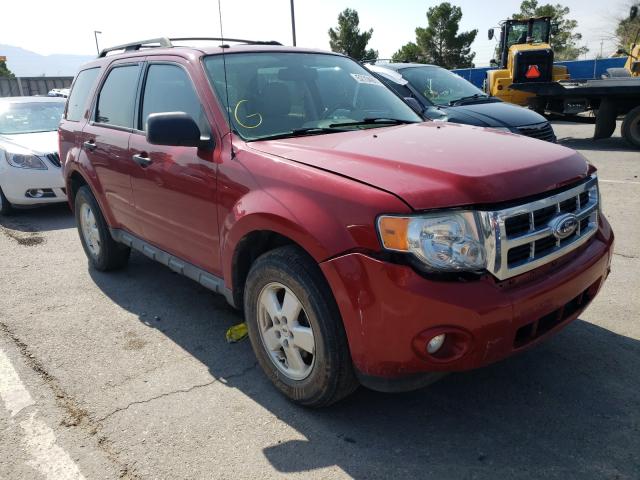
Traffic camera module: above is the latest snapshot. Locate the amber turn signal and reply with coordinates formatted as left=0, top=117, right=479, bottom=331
left=378, top=216, right=410, bottom=251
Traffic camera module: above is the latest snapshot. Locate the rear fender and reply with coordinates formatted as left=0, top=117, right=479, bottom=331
left=63, top=149, right=113, bottom=225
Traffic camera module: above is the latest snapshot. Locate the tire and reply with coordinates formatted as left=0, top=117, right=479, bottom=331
left=244, top=245, right=358, bottom=407
left=603, top=67, right=631, bottom=78
left=621, top=106, right=640, bottom=149
left=0, top=187, right=13, bottom=216
left=74, top=185, right=130, bottom=271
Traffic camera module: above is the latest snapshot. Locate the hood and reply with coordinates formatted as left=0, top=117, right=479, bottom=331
left=437, top=100, right=548, bottom=128
left=0, top=131, right=59, bottom=155
left=247, top=122, right=588, bottom=211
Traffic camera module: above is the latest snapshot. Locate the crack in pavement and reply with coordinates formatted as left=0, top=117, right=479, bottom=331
left=613, top=252, right=637, bottom=260
left=97, top=362, right=259, bottom=423
left=0, top=321, right=140, bottom=479
left=1, top=320, right=260, bottom=477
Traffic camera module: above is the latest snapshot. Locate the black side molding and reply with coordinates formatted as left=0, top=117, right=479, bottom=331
left=110, top=229, right=237, bottom=308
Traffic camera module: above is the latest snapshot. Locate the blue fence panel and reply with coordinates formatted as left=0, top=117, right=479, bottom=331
left=555, top=58, right=626, bottom=80
left=453, top=67, right=493, bottom=88
left=452, top=57, right=627, bottom=89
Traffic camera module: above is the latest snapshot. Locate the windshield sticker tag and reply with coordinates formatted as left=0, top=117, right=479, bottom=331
left=350, top=73, right=383, bottom=86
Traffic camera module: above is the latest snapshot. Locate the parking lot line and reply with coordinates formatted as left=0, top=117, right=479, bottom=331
left=0, top=348, right=35, bottom=417
left=0, top=348, right=86, bottom=480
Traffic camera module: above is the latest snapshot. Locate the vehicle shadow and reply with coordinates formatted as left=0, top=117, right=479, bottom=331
left=0, top=203, right=74, bottom=232
left=558, top=136, right=637, bottom=152
left=89, top=252, right=640, bottom=479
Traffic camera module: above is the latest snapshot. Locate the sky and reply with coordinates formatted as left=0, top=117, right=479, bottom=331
left=1, top=0, right=635, bottom=66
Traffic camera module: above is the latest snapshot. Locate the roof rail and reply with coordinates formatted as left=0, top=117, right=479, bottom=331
left=98, top=37, right=172, bottom=57
left=170, top=37, right=283, bottom=46
left=98, top=37, right=283, bottom=57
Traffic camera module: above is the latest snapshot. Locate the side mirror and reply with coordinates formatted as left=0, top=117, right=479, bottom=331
left=617, top=48, right=629, bottom=56
left=631, top=6, right=638, bottom=20
left=404, top=97, right=424, bottom=115
left=146, top=112, right=211, bottom=149
left=490, top=58, right=498, bottom=66
left=488, top=28, right=494, bottom=40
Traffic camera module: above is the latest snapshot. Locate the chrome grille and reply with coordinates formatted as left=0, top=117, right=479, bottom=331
left=478, top=175, right=599, bottom=280
left=517, top=122, right=556, bottom=143
left=45, top=152, right=61, bottom=168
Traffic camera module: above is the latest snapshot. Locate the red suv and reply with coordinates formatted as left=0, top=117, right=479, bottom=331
left=59, top=38, right=614, bottom=406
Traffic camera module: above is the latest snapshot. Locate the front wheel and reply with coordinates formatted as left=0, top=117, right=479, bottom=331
left=244, top=246, right=358, bottom=407
left=74, top=186, right=130, bottom=271
left=621, top=106, right=640, bottom=149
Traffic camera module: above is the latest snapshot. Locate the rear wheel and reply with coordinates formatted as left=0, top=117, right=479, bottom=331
left=244, top=245, right=358, bottom=407
left=0, top=187, right=13, bottom=216
left=621, top=106, right=640, bottom=149
left=74, top=186, right=130, bottom=271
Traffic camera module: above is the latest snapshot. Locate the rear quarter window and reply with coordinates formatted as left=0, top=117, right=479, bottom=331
left=66, top=68, right=100, bottom=122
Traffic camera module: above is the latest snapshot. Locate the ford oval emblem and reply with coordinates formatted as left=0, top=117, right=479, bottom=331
left=549, top=213, right=578, bottom=240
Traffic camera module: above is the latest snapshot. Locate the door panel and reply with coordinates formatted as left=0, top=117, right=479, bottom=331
left=129, top=136, right=219, bottom=272
left=79, top=62, right=143, bottom=235
left=80, top=124, right=139, bottom=233
left=129, top=60, right=220, bottom=273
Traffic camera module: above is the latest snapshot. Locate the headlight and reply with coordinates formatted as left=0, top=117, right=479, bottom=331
left=377, top=212, right=487, bottom=272
left=4, top=151, right=47, bottom=170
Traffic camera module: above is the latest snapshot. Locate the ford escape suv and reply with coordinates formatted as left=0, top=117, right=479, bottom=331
left=59, top=38, right=613, bottom=406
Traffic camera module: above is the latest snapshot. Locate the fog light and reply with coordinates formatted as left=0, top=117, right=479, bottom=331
left=427, top=334, right=446, bottom=354
left=26, top=189, right=44, bottom=198
left=25, top=188, right=55, bottom=199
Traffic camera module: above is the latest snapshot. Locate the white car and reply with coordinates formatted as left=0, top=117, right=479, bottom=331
left=48, top=88, right=70, bottom=98
left=0, top=96, right=67, bottom=215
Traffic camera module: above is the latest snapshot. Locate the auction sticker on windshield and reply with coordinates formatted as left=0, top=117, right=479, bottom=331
left=350, top=73, right=383, bottom=85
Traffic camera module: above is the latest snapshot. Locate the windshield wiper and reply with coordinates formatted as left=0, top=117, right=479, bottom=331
left=250, top=118, right=417, bottom=141
left=449, top=94, right=489, bottom=106
left=327, top=117, right=418, bottom=128
left=249, top=127, right=348, bottom=141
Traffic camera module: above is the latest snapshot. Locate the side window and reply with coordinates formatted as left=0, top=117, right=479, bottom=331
left=95, top=64, right=141, bottom=128
left=140, top=64, right=205, bottom=131
left=66, top=68, right=100, bottom=121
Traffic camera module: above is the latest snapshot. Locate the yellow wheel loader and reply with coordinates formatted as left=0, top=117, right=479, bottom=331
left=485, top=16, right=569, bottom=109
left=614, top=5, right=639, bottom=77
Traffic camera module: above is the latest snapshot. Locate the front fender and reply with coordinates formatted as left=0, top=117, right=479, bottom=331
left=220, top=186, right=372, bottom=287
left=218, top=159, right=412, bottom=290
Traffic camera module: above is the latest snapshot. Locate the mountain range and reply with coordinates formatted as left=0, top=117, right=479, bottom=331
left=0, top=44, right=93, bottom=77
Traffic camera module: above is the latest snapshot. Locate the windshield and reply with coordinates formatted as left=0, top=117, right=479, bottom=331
left=0, top=101, right=64, bottom=135
left=204, top=52, right=421, bottom=141
left=399, top=66, right=483, bottom=106
left=505, top=20, right=550, bottom=49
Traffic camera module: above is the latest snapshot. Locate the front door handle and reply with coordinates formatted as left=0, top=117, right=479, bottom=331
left=132, top=153, right=152, bottom=168
left=83, top=140, right=97, bottom=152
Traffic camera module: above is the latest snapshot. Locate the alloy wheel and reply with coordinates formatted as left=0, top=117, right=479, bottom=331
left=257, top=282, right=316, bottom=381
left=79, top=203, right=101, bottom=257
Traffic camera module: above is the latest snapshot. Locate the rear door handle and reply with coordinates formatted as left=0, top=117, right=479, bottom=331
left=132, top=153, right=153, bottom=168
left=83, top=140, right=97, bottom=152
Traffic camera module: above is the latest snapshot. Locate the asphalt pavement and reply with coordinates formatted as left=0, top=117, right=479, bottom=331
left=1, top=121, right=638, bottom=479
